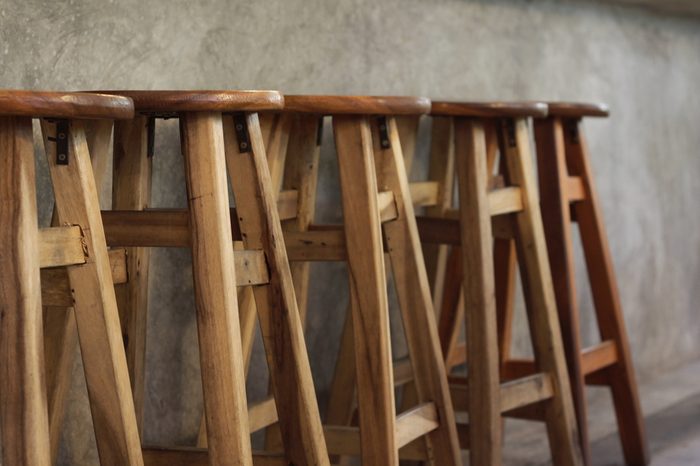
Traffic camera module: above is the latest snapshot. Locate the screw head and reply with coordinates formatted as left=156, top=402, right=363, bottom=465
left=58, top=153, right=67, bottom=161
left=240, top=142, right=248, bottom=150
left=235, top=123, right=244, bottom=131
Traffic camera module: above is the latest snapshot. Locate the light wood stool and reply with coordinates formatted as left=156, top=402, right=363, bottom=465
left=247, top=96, right=462, bottom=466
left=420, top=101, right=584, bottom=465
left=495, top=102, right=648, bottom=465
left=56, top=91, right=330, bottom=466
left=0, top=90, right=143, bottom=466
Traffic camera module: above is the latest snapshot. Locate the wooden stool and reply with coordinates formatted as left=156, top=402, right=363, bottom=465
left=50, top=91, right=329, bottom=466
left=495, top=102, right=648, bottom=465
left=0, top=90, right=143, bottom=466
left=421, top=102, right=584, bottom=465
left=247, top=96, right=462, bottom=466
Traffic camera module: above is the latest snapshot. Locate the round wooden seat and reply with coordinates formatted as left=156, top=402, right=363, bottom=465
left=97, top=90, right=283, bottom=114
left=284, top=95, right=431, bottom=115
left=430, top=101, right=548, bottom=118
left=547, top=102, right=609, bottom=118
left=0, top=90, right=133, bottom=119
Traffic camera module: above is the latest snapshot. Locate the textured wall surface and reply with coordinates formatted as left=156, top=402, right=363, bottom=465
left=0, top=0, right=698, bottom=463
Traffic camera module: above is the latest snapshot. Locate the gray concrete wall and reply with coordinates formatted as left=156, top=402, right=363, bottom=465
left=0, top=0, right=698, bottom=463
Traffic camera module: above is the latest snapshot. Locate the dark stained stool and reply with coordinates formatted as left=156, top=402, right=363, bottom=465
left=422, top=101, right=585, bottom=466
left=245, top=95, right=463, bottom=466
left=0, top=90, right=143, bottom=466
left=47, top=91, right=330, bottom=466
left=497, top=102, right=648, bottom=465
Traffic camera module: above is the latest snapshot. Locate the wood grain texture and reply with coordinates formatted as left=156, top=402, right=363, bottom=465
left=0, top=116, right=52, bottom=466
left=454, top=118, right=502, bottom=466
left=373, top=117, right=462, bottom=466
left=224, top=113, right=329, bottom=466
left=98, top=90, right=283, bottom=113
left=0, top=90, right=133, bottom=119
left=285, top=95, right=431, bottom=115
left=333, top=115, right=397, bottom=466
left=431, top=101, right=548, bottom=118
left=41, top=119, right=143, bottom=466
left=546, top=102, right=609, bottom=118
left=180, top=112, right=252, bottom=466
left=113, top=116, right=153, bottom=434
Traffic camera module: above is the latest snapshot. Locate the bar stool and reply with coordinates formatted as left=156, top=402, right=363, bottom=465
left=246, top=96, right=462, bottom=466
left=495, top=102, right=648, bottom=465
left=66, top=91, right=329, bottom=466
left=420, top=101, right=584, bottom=465
left=0, top=90, right=143, bottom=466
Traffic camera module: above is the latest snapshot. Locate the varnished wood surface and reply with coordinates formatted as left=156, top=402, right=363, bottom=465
left=0, top=90, right=133, bottom=119
left=547, top=102, right=610, bottom=118
left=96, top=90, right=283, bottom=114
left=284, top=95, right=431, bottom=115
left=431, top=101, right=548, bottom=118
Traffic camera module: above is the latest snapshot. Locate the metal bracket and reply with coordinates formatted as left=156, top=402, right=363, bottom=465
left=377, top=116, right=391, bottom=149
left=567, top=120, right=580, bottom=144
left=48, top=120, right=70, bottom=165
left=233, top=114, right=251, bottom=153
left=146, top=117, right=156, bottom=157
left=505, top=118, right=517, bottom=148
left=316, top=116, right=324, bottom=146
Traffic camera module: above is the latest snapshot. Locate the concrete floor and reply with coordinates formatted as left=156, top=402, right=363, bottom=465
left=497, top=359, right=700, bottom=465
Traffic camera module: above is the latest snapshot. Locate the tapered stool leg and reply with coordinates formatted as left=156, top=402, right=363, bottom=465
left=454, top=118, right=502, bottom=466
left=180, top=112, right=253, bottom=466
left=334, top=115, right=398, bottom=466
left=500, top=118, right=582, bottom=466
left=113, top=116, right=153, bottom=433
left=224, top=113, right=329, bottom=466
left=0, top=116, right=51, bottom=466
left=42, top=119, right=144, bottom=466
left=373, top=116, right=461, bottom=465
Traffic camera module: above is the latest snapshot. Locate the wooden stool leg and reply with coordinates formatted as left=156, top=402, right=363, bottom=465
left=180, top=112, right=252, bottom=466
left=113, top=116, right=153, bottom=434
left=454, top=118, right=502, bottom=466
left=533, top=117, right=590, bottom=464
left=0, top=116, right=51, bottom=466
left=41, top=119, right=143, bottom=466
left=500, top=118, right=583, bottom=466
left=281, top=115, right=322, bottom=326
left=223, top=113, right=329, bottom=466
left=562, top=119, right=648, bottom=465
left=44, top=120, right=124, bottom=462
left=374, top=117, right=461, bottom=465
left=494, top=238, right=517, bottom=368
left=334, top=115, right=397, bottom=466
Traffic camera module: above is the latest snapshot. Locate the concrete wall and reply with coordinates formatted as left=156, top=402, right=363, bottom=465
left=0, top=0, right=698, bottom=463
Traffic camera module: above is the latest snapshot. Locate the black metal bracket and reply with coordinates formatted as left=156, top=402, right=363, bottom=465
left=233, top=114, right=251, bottom=153
left=377, top=116, right=391, bottom=149
left=505, top=118, right=517, bottom=148
left=46, top=119, right=70, bottom=165
left=146, top=117, right=156, bottom=158
left=567, top=120, right=580, bottom=144
left=316, top=116, right=324, bottom=146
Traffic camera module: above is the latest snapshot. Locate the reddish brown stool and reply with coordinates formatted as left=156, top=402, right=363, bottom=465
left=422, top=101, right=584, bottom=466
left=496, top=102, right=648, bottom=465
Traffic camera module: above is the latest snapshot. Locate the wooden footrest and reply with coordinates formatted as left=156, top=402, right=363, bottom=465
left=449, top=373, right=554, bottom=413
left=502, top=341, right=619, bottom=382
left=39, top=226, right=88, bottom=268
left=41, top=246, right=269, bottom=307
left=396, top=402, right=439, bottom=447
left=143, top=447, right=286, bottom=466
